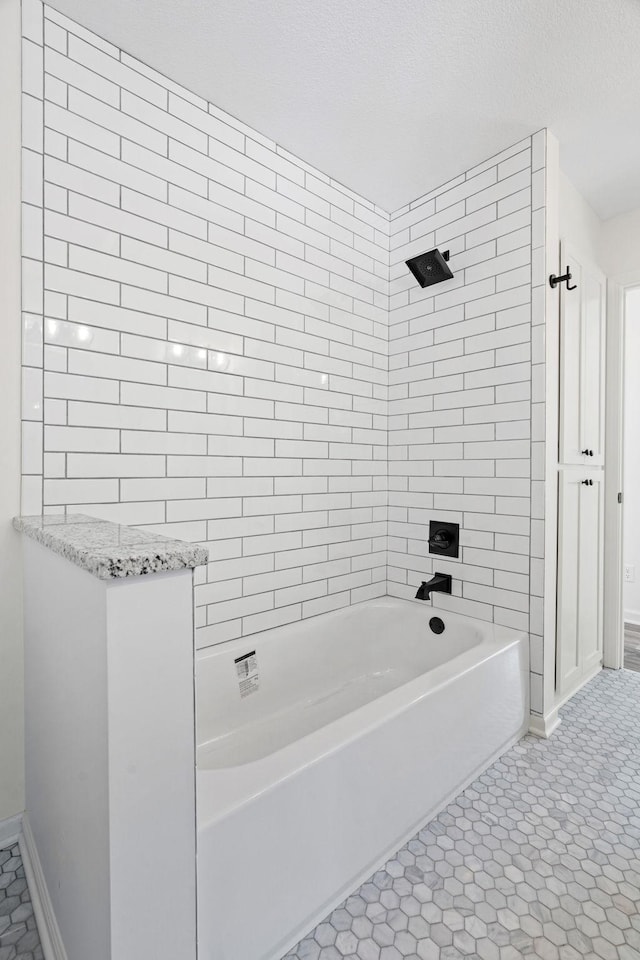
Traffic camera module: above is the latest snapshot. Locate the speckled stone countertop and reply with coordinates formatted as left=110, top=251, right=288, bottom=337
left=13, top=514, right=209, bottom=580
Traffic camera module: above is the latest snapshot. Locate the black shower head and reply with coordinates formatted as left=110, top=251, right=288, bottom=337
left=406, top=248, right=453, bottom=288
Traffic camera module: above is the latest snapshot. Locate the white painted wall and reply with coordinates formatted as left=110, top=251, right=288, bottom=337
left=23, top=538, right=197, bottom=959
left=623, top=287, right=640, bottom=625
left=0, top=0, right=26, bottom=823
left=559, top=167, right=640, bottom=281
left=559, top=170, right=602, bottom=267
left=24, top=541, right=110, bottom=960
left=600, top=207, right=640, bottom=280
left=105, top=570, right=197, bottom=960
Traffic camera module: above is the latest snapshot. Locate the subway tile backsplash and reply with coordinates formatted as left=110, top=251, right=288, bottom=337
left=21, top=0, right=546, bottom=710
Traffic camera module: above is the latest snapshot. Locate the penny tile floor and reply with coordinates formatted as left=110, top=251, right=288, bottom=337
left=0, top=842, right=43, bottom=960
left=283, top=668, right=640, bottom=960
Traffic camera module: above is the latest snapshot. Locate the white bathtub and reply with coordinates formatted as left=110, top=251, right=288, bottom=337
left=195, top=597, right=528, bottom=960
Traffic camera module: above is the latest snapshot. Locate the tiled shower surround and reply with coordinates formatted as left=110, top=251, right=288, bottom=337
left=21, top=0, right=390, bottom=650
left=387, top=139, right=548, bottom=711
left=20, top=1, right=548, bottom=710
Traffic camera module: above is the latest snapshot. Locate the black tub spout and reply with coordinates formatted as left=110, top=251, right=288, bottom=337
left=415, top=572, right=452, bottom=601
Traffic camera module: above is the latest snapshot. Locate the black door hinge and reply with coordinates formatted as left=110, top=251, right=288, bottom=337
left=618, top=492, right=623, bottom=504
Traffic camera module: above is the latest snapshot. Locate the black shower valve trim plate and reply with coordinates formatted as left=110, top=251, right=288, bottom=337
left=428, top=520, right=459, bottom=559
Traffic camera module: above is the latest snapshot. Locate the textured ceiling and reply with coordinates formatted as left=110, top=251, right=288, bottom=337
left=47, top=0, right=640, bottom=219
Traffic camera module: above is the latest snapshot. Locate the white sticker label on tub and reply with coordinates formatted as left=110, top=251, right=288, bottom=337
left=234, top=650, right=259, bottom=698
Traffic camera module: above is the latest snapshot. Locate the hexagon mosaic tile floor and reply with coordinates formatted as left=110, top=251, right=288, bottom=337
left=283, top=669, right=640, bottom=960
left=0, top=843, right=43, bottom=960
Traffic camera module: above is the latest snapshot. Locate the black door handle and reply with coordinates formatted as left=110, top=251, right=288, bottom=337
left=581, top=479, right=593, bottom=486
left=581, top=449, right=594, bottom=457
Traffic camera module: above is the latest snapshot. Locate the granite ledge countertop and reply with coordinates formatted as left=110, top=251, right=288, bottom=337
left=13, top=514, right=209, bottom=580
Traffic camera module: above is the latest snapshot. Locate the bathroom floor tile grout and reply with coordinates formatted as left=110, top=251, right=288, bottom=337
left=283, top=668, right=640, bottom=960
left=0, top=841, right=43, bottom=960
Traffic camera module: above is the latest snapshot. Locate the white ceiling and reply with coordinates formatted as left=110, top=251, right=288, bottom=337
left=49, top=0, right=640, bottom=219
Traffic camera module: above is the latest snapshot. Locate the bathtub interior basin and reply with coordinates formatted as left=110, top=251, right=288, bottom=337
left=196, top=598, right=482, bottom=769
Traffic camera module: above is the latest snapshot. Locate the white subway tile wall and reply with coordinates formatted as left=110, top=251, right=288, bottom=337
left=21, top=0, right=389, bottom=650
left=388, top=131, right=547, bottom=715
left=21, top=0, right=547, bottom=708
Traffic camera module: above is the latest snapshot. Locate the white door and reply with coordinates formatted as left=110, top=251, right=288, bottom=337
left=556, top=469, right=604, bottom=698
left=556, top=471, right=582, bottom=696
left=579, top=470, right=604, bottom=677
left=559, top=242, right=606, bottom=466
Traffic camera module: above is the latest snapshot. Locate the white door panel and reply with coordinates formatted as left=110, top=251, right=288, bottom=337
left=556, top=470, right=604, bottom=699
left=559, top=253, right=582, bottom=465
left=556, top=472, right=581, bottom=696
left=579, top=471, right=604, bottom=675
left=556, top=239, right=606, bottom=702
left=559, top=242, right=606, bottom=466
left=581, top=270, right=606, bottom=465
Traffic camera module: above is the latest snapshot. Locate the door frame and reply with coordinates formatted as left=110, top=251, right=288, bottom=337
left=603, top=272, right=640, bottom=669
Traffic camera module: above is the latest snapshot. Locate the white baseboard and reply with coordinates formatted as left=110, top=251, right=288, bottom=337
left=554, top=662, right=603, bottom=714
left=19, top=815, right=68, bottom=960
left=528, top=708, right=561, bottom=739
left=0, top=813, right=23, bottom=849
